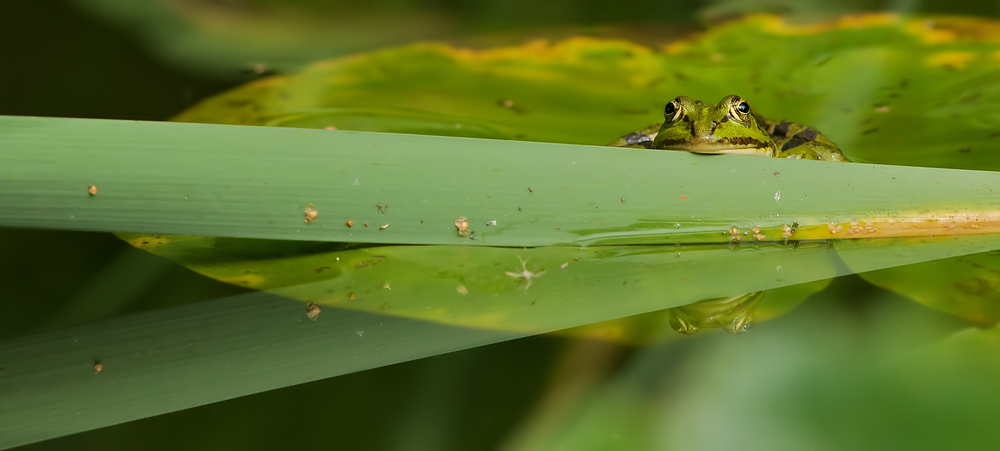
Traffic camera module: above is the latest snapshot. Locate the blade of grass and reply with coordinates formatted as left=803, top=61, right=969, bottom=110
left=2, top=116, right=1000, bottom=245
left=0, top=292, right=523, bottom=450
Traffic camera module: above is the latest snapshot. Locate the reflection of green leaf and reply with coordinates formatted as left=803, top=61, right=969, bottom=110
left=117, top=231, right=1000, bottom=333
left=856, top=252, right=1000, bottom=324
left=176, top=14, right=1000, bottom=170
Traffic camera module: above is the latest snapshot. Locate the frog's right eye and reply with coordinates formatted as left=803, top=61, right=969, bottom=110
left=663, top=99, right=682, bottom=122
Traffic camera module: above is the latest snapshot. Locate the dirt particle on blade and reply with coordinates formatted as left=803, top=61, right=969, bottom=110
left=455, top=216, right=470, bottom=237
left=303, top=205, right=319, bottom=224
left=506, top=256, right=545, bottom=290
left=306, top=302, right=321, bottom=321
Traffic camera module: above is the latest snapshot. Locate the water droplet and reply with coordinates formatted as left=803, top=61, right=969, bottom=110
left=674, top=223, right=681, bottom=228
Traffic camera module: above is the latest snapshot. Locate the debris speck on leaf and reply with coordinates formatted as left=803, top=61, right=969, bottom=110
left=376, top=202, right=387, bottom=213
left=774, top=191, right=781, bottom=201
left=560, top=262, right=569, bottom=270
left=455, top=216, right=470, bottom=236
left=781, top=224, right=795, bottom=239
left=379, top=223, right=389, bottom=230
left=383, top=282, right=391, bottom=290
left=306, top=302, right=321, bottom=321
left=506, top=256, right=545, bottom=289
left=303, top=205, right=319, bottom=224
left=486, top=220, right=497, bottom=226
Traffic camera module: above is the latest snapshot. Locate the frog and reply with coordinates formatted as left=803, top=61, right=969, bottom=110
left=611, top=95, right=850, bottom=162
left=614, top=96, right=848, bottom=335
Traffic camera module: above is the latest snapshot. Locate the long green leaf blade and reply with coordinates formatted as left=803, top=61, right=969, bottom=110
left=2, top=115, right=999, bottom=245
left=0, top=292, right=522, bottom=450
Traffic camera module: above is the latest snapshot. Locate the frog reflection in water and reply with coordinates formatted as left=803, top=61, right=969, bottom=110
left=613, top=95, right=850, bottom=334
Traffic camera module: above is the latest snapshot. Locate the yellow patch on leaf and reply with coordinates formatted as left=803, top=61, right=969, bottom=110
left=927, top=51, right=977, bottom=70
left=758, top=12, right=898, bottom=36
left=905, top=19, right=956, bottom=44
left=909, top=17, right=1000, bottom=44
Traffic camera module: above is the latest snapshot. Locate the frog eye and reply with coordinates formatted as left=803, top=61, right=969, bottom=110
left=728, top=97, right=752, bottom=121
left=663, top=99, right=682, bottom=122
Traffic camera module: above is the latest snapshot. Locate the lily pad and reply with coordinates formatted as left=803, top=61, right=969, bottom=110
left=176, top=14, right=1000, bottom=170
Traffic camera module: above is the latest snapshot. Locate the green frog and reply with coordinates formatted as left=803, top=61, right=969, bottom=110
left=617, top=95, right=848, bottom=335
left=612, top=95, right=850, bottom=162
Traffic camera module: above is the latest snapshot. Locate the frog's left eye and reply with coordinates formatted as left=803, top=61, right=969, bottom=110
left=663, top=99, right=683, bottom=122
left=728, top=97, right=752, bottom=121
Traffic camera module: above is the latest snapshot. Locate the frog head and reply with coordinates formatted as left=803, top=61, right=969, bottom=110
left=652, top=95, right=776, bottom=157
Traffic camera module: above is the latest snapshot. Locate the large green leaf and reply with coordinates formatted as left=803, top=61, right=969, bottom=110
left=175, top=14, right=1000, bottom=170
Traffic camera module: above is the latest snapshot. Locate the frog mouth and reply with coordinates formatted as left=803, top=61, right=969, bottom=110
left=659, top=144, right=773, bottom=157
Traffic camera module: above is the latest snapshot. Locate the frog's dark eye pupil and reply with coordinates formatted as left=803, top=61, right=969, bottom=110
left=737, top=101, right=750, bottom=114
left=664, top=102, right=676, bottom=116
